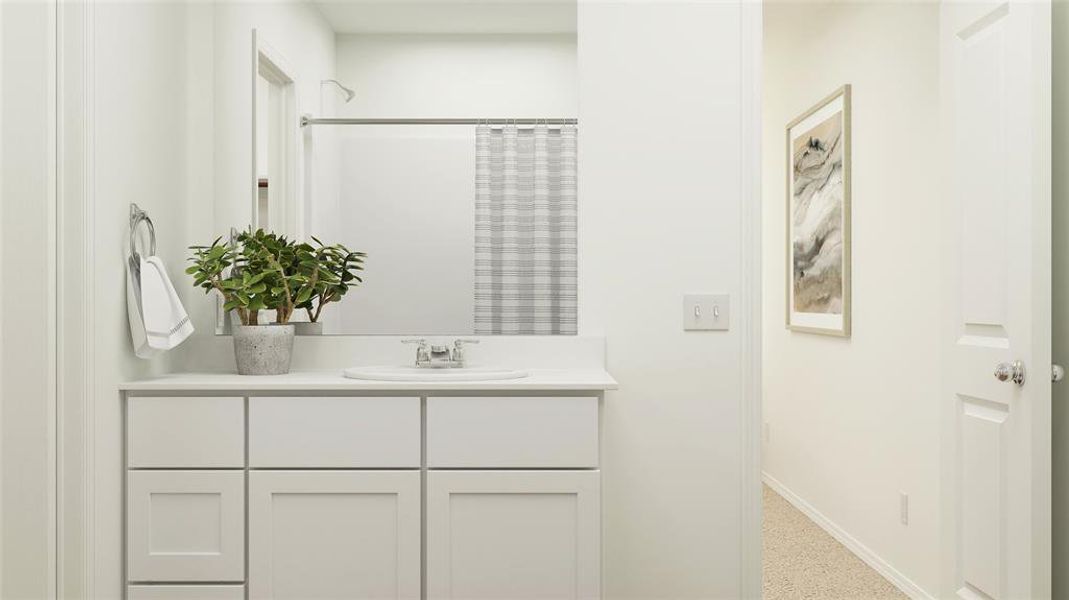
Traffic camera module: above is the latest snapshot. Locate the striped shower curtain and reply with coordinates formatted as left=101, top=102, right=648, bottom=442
left=474, top=124, right=578, bottom=335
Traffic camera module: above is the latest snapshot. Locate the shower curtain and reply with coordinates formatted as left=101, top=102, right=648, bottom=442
left=474, top=124, right=577, bottom=335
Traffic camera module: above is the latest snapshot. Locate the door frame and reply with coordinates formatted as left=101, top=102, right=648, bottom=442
left=739, top=2, right=764, bottom=598
left=251, top=29, right=300, bottom=238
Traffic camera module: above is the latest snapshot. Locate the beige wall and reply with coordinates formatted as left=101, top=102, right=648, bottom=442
left=762, top=2, right=941, bottom=596
left=1052, top=1, right=1068, bottom=597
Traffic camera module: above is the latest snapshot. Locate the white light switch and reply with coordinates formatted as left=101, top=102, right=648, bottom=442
left=683, top=294, right=729, bottom=331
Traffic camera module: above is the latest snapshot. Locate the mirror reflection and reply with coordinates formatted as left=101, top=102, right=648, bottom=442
left=220, top=1, right=578, bottom=335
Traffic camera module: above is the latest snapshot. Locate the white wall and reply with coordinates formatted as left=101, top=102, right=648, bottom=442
left=762, top=2, right=941, bottom=596
left=579, top=2, right=754, bottom=597
left=334, top=33, right=577, bottom=118
left=1051, top=1, right=1068, bottom=596
left=1, top=3, right=56, bottom=597
left=91, top=1, right=202, bottom=595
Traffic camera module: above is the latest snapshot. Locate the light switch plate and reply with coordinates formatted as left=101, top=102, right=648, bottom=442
left=683, top=294, right=729, bottom=331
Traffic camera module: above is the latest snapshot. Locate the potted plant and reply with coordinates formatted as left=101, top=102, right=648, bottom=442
left=290, top=237, right=366, bottom=335
left=187, top=230, right=299, bottom=375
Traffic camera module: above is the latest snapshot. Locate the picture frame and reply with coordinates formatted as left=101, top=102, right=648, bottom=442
left=786, top=85, right=851, bottom=337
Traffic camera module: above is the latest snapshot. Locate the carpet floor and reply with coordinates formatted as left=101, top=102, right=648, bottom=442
left=763, top=484, right=908, bottom=600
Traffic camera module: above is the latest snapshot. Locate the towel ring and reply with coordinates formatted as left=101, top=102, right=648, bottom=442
left=129, top=203, right=156, bottom=259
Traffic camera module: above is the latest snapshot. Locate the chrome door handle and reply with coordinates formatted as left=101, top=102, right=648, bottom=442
left=994, top=361, right=1025, bottom=386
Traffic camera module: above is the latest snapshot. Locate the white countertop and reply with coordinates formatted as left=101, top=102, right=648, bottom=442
left=120, top=369, right=618, bottom=392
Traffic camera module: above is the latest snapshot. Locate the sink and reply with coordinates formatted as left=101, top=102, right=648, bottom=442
left=343, top=365, right=529, bottom=382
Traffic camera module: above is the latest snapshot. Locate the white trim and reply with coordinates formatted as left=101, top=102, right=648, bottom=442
left=46, top=1, right=60, bottom=597
left=738, top=2, right=763, bottom=598
left=763, top=473, right=937, bottom=600
left=251, top=29, right=301, bottom=237
left=56, top=0, right=94, bottom=596
left=1, top=2, right=6, bottom=593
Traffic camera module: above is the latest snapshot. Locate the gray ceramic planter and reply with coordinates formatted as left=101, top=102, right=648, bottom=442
left=293, top=321, right=324, bottom=336
left=232, top=323, right=295, bottom=375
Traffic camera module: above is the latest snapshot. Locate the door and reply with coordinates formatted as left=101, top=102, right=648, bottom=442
left=248, top=470, right=421, bottom=600
left=940, top=2, right=1052, bottom=599
left=126, top=471, right=246, bottom=583
left=426, top=470, right=600, bottom=600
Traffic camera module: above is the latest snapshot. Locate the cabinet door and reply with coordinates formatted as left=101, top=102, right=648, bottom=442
left=127, top=471, right=245, bottom=582
left=427, top=470, right=600, bottom=600
left=249, top=471, right=421, bottom=600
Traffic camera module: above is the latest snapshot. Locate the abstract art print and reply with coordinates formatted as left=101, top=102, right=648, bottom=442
left=786, top=85, right=851, bottom=336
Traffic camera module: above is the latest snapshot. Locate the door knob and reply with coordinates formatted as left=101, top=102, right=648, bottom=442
left=994, top=361, right=1025, bottom=386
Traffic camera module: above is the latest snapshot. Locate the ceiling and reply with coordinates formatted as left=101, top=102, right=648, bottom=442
left=311, top=0, right=577, bottom=34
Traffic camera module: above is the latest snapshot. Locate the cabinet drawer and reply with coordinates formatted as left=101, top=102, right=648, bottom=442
left=127, top=396, right=244, bottom=468
left=249, top=396, right=421, bottom=468
left=128, top=585, right=244, bottom=600
left=427, top=396, right=599, bottom=468
left=127, top=471, right=245, bottom=582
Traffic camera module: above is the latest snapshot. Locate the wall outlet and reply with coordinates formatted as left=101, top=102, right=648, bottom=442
left=763, top=422, right=770, bottom=444
left=900, top=492, right=909, bottom=525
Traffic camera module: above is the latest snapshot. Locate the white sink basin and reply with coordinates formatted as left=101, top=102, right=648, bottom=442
left=343, top=365, right=529, bottom=382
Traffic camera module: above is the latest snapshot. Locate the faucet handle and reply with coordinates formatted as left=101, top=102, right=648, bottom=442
left=402, top=338, right=430, bottom=367
left=452, top=339, right=479, bottom=367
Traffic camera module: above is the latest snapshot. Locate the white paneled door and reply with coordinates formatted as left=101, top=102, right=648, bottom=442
left=940, top=2, right=1051, bottom=599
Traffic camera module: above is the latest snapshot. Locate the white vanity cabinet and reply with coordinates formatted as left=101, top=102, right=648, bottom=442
left=121, top=371, right=615, bottom=600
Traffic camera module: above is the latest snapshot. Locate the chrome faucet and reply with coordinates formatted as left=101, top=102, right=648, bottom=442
left=402, top=338, right=480, bottom=368
left=451, top=339, right=479, bottom=366
left=402, top=338, right=431, bottom=366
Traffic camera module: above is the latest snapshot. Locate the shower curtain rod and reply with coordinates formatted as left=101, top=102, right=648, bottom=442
left=300, top=116, right=578, bottom=127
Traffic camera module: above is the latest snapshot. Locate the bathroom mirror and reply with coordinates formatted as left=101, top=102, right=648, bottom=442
left=212, top=1, right=578, bottom=335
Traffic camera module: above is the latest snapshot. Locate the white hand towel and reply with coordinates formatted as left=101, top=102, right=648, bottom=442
left=140, top=256, right=194, bottom=351
left=127, top=256, right=159, bottom=359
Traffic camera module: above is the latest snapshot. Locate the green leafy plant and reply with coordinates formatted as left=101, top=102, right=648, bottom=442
left=236, top=229, right=300, bottom=324
left=186, top=236, right=271, bottom=326
left=188, top=229, right=366, bottom=327
left=292, top=238, right=366, bottom=323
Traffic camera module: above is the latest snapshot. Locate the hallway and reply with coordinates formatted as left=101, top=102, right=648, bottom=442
left=763, top=485, right=906, bottom=600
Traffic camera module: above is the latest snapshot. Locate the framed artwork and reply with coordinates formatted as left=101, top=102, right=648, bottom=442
left=786, top=85, right=851, bottom=337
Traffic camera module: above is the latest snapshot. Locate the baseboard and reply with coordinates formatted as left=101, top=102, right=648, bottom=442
left=762, top=472, right=936, bottom=600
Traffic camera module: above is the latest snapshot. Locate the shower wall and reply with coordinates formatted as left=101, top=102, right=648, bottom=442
left=333, top=126, right=476, bottom=334
left=334, top=33, right=577, bottom=118
left=313, top=33, right=577, bottom=334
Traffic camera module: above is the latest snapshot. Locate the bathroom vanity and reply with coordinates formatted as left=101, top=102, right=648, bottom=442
left=120, top=369, right=616, bottom=600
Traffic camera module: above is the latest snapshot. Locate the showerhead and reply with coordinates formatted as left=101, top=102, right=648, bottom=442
left=322, top=79, right=356, bottom=103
